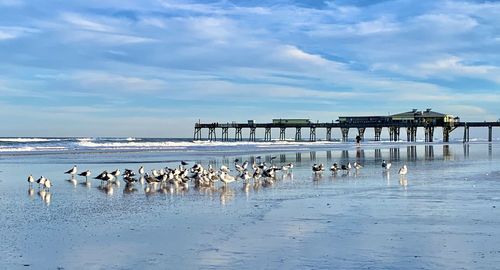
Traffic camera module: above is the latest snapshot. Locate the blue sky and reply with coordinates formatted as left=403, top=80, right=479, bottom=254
left=1, top=0, right=499, bottom=137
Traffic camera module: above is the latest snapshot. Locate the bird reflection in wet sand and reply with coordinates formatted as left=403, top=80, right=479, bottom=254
left=98, top=183, right=114, bottom=196
left=123, top=183, right=138, bottom=194
left=38, top=189, right=51, bottom=205
left=383, top=171, right=391, bottom=186
left=399, top=176, right=408, bottom=190
left=67, top=178, right=77, bottom=186
left=80, top=180, right=92, bottom=189
left=28, top=187, right=35, bottom=198
left=219, top=186, right=234, bottom=205
left=242, top=181, right=251, bottom=195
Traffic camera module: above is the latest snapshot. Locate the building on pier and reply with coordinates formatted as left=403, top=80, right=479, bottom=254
left=193, top=109, right=497, bottom=143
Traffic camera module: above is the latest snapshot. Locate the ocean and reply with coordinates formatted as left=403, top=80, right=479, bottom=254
left=1, top=138, right=499, bottom=269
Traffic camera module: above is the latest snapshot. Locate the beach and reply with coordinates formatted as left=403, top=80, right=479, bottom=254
left=1, top=140, right=499, bottom=269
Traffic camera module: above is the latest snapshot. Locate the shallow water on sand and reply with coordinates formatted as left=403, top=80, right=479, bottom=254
left=1, top=143, right=500, bottom=269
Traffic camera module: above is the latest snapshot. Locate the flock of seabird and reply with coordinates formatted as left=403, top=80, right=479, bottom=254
left=27, top=156, right=408, bottom=198
left=311, top=159, right=407, bottom=175
left=27, top=157, right=298, bottom=195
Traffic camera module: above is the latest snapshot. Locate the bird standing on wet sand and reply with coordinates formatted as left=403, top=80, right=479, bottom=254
left=36, top=176, right=46, bottom=187
left=44, top=178, right=52, bottom=191
left=398, top=165, right=408, bottom=175
left=78, top=170, right=91, bottom=181
left=353, top=162, right=363, bottom=170
left=219, top=171, right=236, bottom=185
left=65, top=165, right=77, bottom=178
left=330, top=163, right=338, bottom=173
left=341, top=162, right=351, bottom=172
left=27, top=175, right=34, bottom=186
left=382, top=160, right=392, bottom=170
left=139, top=166, right=145, bottom=175
left=312, top=164, right=324, bottom=173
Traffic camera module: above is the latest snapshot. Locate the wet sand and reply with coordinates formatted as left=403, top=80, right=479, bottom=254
left=1, top=143, right=499, bottom=269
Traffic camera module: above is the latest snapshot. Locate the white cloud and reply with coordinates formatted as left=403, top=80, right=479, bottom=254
left=61, top=12, right=114, bottom=32
left=0, top=26, right=39, bottom=40
left=0, top=0, right=23, bottom=6
left=72, top=71, right=167, bottom=92
left=281, top=45, right=331, bottom=66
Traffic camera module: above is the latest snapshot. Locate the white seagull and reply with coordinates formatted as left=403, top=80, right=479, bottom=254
left=78, top=170, right=91, bottom=181
left=65, top=165, right=78, bottom=177
left=27, top=174, right=35, bottom=186
left=382, top=160, right=392, bottom=170
left=398, top=165, right=408, bottom=175
left=44, top=178, right=52, bottom=191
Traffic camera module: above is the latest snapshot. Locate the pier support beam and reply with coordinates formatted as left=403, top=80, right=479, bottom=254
left=341, top=127, right=349, bottom=142
left=235, top=127, right=242, bottom=141
left=208, top=127, right=216, bottom=141
left=222, top=127, right=229, bottom=141
left=374, top=127, right=382, bottom=141
left=357, top=127, right=366, bottom=141
left=424, top=126, right=434, bottom=142
left=326, top=127, right=332, bottom=141
left=295, top=127, right=301, bottom=141
left=406, top=127, right=417, bottom=142
left=249, top=127, right=256, bottom=142
left=279, top=127, right=286, bottom=141
left=193, top=127, right=201, bottom=140
left=443, top=126, right=451, bottom=143
left=489, top=126, right=493, bottom=142
left=310, top=127, right=316, bottom=142
left=389, top=127, right=400, bottom=141
left=264, top=127, right=272, bottom=141
left=463, top=124, right=469, bottom=143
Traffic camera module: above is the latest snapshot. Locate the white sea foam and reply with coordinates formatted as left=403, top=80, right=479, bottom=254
left=0, top=146, right=67, bottom=152
left=0, top=138, right=62, bottom=143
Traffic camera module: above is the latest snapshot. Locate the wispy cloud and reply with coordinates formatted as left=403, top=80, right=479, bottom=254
left=0, top=26, right=39, bottom=40
left=1, top=0, right=499, bottom=136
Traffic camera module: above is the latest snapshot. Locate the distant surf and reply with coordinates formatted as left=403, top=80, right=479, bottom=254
left=0, top=137, right=496, bottom=154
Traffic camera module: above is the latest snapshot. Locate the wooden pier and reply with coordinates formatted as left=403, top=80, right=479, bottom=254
left=194, top=110, right=500, bottom=143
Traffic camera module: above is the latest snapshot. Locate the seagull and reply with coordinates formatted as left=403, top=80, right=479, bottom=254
left=65, top=165, right=78, bottom=177
left=138, top=166, right=145, bottom=175
left=281, top=163, right=293, bottom=172
left=36, top=176, right=46, bottom=187
left=220, top=165, right=230, bottom=173
left=382, top=160, right=392, bottom=170
left=219, top=171, right=236, bottom=185
left=78, top=170, right=91, bottom=181
left=123, top=169, right=135, bottom=177
left=353, top=162, right=363, bottom=170
left=44, top=178, right=52, bottom=191
left=181, top=161, right=189, bottom=166
left=330, top=163, right=338, bottom=173
left=240, top=171, right=251, bottom=182
left=341, top=162, right=351, bottom=171
left=398, top=165, right=408, bottom=175
left=312, top=164, right=324, bottom=173
left=241, top=161, right=249, bottom=170
left=27, top=174, right=34, bottom=186
left=94, top=170, right=108, bottom=180
left=110, top=169, right=121, bottom=178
